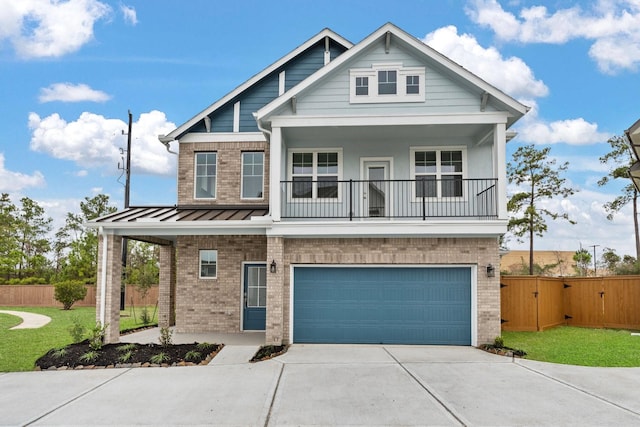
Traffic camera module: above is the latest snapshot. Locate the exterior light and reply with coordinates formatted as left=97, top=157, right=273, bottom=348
left=270, top=260, right=277, bottom=273
left=486, top=264, right=495, bottom=278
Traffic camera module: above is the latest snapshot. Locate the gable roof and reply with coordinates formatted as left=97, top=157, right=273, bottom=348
left=160, top=28, right=353, bottom=142
left=255, top=22, right=528, bottom=128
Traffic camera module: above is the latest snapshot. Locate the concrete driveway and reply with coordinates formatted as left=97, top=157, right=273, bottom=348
left=2, top=345, right=640, bottom=426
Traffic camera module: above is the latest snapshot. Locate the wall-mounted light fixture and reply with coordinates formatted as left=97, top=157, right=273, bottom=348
left=270, top=260, right=277, bottom=274
left=486, top=264, right=495, bottom=278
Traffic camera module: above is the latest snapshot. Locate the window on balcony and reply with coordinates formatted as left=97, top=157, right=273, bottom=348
left=412, top=148, right=465, bottom=198
left=194, top=152, right=217, bottom=199
left=241, top=151, right=264, bottom=199
left=289, top=150, right=341, bottom=199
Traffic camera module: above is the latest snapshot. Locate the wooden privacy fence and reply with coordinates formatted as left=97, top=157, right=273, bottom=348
left=501, top=276, right=640, bottom=331
left=0, top=285, right=158, bottom=308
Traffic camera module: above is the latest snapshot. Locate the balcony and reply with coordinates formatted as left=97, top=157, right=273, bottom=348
left=280, top=178, right=498, bottom=220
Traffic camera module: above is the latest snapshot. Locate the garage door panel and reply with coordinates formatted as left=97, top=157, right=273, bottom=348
left=293, top=267, right=471, bottom=345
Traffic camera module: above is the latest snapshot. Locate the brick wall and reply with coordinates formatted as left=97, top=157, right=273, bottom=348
left=175, top=235, right=267, bottom=333
left=177, top=140, right=269, bottom=206
left=276, top=237, right=500, bottom=345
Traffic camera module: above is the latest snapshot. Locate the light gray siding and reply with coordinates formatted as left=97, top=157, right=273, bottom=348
left=295, top=41, right=487, bottom=116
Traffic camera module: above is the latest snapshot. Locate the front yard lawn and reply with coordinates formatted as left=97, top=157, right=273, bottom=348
left=502, top=326, right=640, bottom=367
left=0, top=306, right=157, bottom=372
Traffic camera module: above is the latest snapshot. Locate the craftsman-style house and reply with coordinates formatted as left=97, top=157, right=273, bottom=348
left=91, top=23, right=528, bottom=346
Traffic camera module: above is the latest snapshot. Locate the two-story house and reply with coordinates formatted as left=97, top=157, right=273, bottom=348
left=91, top=23, right=528, bottom=347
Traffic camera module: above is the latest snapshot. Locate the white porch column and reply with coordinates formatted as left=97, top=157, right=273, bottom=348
left=270, top=126, right=282, bottom=221
left=494, top=123, right=508, bottom=220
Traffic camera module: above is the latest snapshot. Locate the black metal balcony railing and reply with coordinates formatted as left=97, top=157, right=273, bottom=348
left=280, top=178, right=498, bottom=220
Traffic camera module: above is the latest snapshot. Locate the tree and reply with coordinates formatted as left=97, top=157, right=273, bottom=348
left=0, top=194, right=20, bottom=281
left=507, top=145, right=577, bottom=275
left=14, top=197, right=52, bottom=279
left=56, top=194, right=117, bottom=283
left=598, top=135, right=640, bottom=259
left=573, top=248, right=591, bottom=276
left=600, top=247, right=621, bottom=273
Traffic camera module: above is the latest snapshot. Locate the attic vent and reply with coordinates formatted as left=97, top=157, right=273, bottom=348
left=385, top=31, right=391, bottom=54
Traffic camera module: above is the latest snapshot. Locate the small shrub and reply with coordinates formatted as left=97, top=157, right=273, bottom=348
left=196, top=342, right=215, bottom=352
left=150, top=352, right=170, bottom=364
left=494, top=336, right=505, bottom=348
left=53, top=280, right=88, bottom=310
left=118, top=351, right=133, bottom=363
left=140, top=307, right=152, bottom=325
left=116, top=343, right=136, bottom=352
left=49, top=347, right=68, bottom=359
left=185, top=350, right=201, bottom=362
left=88, top=322, right=107, bottom=351
left=159, top=327, right=173, bottom=346
left=68, top=315, right=86, bottom=343
left=79, top=350, right=99, bottom=364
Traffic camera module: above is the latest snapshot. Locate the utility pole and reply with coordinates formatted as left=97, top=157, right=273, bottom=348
left=590, top=244, right=599, bottom=276
left=121, top=110, right=133, bottom=310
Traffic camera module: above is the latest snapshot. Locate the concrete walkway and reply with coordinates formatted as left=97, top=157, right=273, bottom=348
left=2, top=345, right=640, bottom=426
left=0, top=310, right=51, bottom=330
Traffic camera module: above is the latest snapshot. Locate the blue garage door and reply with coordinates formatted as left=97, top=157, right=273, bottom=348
left=293, top=267, right=471, bottom=345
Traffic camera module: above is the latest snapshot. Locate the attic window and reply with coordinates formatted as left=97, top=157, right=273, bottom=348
left=350, top=63, right=425, bottom=104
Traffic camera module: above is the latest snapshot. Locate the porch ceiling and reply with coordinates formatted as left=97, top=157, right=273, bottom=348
left=281, top=123, right=491, bottom=144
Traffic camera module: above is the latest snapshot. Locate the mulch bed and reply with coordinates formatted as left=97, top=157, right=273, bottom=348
left=35, top=341, right=223, bottom=370
left=479, top=344, right=527, bottom=357
left=250, top=344, right=288, bottom=362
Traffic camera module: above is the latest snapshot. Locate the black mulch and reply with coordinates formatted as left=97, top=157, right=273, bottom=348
left=35, top=341, right=223, bottom=370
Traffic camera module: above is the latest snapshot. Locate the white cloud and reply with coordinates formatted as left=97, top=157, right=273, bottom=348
left=120, top=4, right=138, bottom=25
left=76, top=170, right=88, bottom=177
left=505, top=185, right=638, bottom=256
left=39, top=83, right=111, bottom=103
left=0, top=152, right=45, bottom=192
left=28, top=110, right=177, bottom=177
left=423, top=25, right=548, bottom=99
left=467, top=0, right=640, bottom=73
left=0, top=0, right=111, bottom=58
left=516, top=101, right=610, bottom=145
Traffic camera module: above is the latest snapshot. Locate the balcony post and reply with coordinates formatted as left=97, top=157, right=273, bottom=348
left=349, top=179, right=353, bottom=221
left=494, top=123, right=507, bottom=219
left=421, top=179, right=426, bottom=220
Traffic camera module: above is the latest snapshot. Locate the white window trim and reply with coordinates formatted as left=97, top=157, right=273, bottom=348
left=233, top=101, right=240, bottom=133
left=410, top=146, right=467, bottom=201
left=194, top=152, right=217, bottom=200
left=287, top=148, right=343, bottom=201
left=240, top=151, right=265, bottom=201
left=350, top=62, right=425, bottom=104
left=199, top=249, right=218, bottom=280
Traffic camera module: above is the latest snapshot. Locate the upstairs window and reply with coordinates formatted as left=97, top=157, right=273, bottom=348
left=195, top=152, right=217, bottom=199
left=350, top=63, right=425, bottom=103
left=412, top=147, right=466, bottom=199
left=241, top=152, right=264, bottom=199
left=378, top=70, right=397, bottom=95
left=289, top=150, right=342, bottom=199
left=355, top=77, right=369, bottom=95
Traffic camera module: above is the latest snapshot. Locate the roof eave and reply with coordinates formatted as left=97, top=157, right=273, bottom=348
left=256, top=22, right=528, bottom=125
left=164, top=28, right=353, bottom=141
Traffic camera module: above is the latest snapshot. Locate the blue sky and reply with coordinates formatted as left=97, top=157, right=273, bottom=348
left=2, top=0, right=640, bottom=258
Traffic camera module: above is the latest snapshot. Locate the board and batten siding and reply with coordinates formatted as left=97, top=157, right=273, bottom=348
left=295, top=41, right=490, bottom=117
left=205, top=41, right=348, bottom=133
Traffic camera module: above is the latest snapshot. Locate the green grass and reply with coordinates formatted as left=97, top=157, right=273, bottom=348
left=503, top=326, right=640, bottom=367
left=0, top=305, right=158, bottom=372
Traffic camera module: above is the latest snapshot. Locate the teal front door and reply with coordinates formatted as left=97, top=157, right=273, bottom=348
left=243, top=264, right=266, bottom=330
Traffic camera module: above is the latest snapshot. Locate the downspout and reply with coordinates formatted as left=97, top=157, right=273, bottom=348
left=99, top=226, right=108, bottom=325
left=158, top=135, right=178, bottom=155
